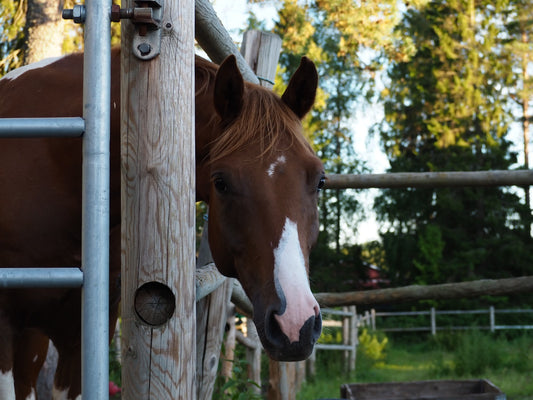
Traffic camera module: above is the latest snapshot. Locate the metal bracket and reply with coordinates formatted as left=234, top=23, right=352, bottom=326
left=63, top=1, right=164, bottom=61
left=129, top=0, right=163, bottom=60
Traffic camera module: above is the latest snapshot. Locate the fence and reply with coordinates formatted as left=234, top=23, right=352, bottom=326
left=368, top=307, right=533, bottom=334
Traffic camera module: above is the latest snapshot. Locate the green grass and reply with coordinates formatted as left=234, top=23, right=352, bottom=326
left=297, top=330, right=533, bottom=400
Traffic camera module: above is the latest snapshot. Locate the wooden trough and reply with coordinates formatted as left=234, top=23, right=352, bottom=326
left=340, top=379, right=506, bottom=400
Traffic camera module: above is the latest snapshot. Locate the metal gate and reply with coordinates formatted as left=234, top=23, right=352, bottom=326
left=0, top=1, right=111, bottom=398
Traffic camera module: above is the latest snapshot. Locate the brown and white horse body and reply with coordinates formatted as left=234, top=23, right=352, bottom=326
left=0, top=49, right=323, bottom=399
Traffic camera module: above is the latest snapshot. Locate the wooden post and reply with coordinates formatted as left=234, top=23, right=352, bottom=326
left=306, top=349, right=316, bottom=379
left=490, top=306, right=495, bottom=332
left=431, top=307, right=436, bottom=335
left=246, top=318, right=262, bottom=395
left=221, top=309, right=236, bottom=380
left=349, top=305, right=357, bottom=373
left=241, top=30, right=282, bottom=90
left=196, top=221, right=234, bottom=400
left=342, top=306, right=350, bottom=372
left=120, top=0, right=196, bottom=397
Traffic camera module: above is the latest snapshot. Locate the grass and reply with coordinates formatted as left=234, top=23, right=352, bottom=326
left=297, top=330, right=533, bottom=400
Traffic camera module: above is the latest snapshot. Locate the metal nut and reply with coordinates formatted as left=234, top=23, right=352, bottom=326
left=137, top=43, right=152, bottom=56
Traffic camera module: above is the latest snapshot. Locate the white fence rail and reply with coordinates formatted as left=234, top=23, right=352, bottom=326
left=369, top=307, right=533, bottom=334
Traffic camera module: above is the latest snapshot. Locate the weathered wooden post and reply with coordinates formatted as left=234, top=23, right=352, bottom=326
left=241, top=30, right=282, bottom=90
left=120, top=0, right=196, bottom=397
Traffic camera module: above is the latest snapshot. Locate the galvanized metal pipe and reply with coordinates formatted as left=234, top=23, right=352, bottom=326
left=0, top=117, right=84, bottom=138
left=0, top=268, right=83, bottom=288
left=81, top=0, right=111, bottom=398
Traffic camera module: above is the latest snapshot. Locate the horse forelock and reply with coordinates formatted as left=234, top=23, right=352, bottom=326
left=208, top=85, right=311, bottom=165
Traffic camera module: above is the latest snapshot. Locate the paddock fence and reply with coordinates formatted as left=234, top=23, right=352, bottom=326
left=368, top=307, right=533, bottom=335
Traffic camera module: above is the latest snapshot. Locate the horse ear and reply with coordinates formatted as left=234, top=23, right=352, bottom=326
left=281, top=57, right=318, bottom=119
left=214, top=55, right=244, bottom=123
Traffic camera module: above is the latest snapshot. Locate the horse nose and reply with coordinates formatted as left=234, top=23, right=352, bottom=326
left=263, top=304, right=322, bottom=361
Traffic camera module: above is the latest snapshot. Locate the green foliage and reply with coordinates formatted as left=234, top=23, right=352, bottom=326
left=358, top=328, right=388, bottom=365
left=375, top=0, right=533, bottom=299
left=268, top=0, right=408, bottom=288
left=0, top=0, right=25, bottom=74
left=413, top=224, right=444, bottom=284
left=213, top=357, right=262, bottom=400
left=299, top=331, right=533, bottom=399
left=109, top=333, right=122, bottom=387
left=453, top=331, right=503, bottom=375
left=1, top=0, right=120, bottom=77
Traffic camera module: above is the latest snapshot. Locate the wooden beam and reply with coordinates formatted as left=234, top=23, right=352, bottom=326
left=195, top=0, right=259, bottom=84
left=315, top=276, right=533, bottom=307
left=120, top=0, right=196, bottom=396
left=325, top=170, right=533, bottom=189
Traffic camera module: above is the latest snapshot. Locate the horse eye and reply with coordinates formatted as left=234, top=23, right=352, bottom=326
left=214, top=177, right=228, bottom=193
left=317, top=176, right=326, bottom=192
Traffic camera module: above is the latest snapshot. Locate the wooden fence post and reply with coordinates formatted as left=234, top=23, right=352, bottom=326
left=431, top=307, right=436, bottom=335
left=120, top=0, right=196, bottom=397
left=196, top=221, right=234, bottom=400
left=241, top=30, right=282, bottom=90
left=343, top=306, right=350, bottom=372
left=245, top=318, right=262, bottom=395
left=349, top=306, right=357, bottom=372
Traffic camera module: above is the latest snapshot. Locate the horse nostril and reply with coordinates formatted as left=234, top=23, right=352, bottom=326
left=312, top=311, right=322, bottom=341
left=264, top=307, right=286, bottom=347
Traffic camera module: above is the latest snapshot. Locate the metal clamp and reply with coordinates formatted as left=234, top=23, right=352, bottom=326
left=63, top=1, right=164, bottom=61
left=124, top=0, right=164, bottom=60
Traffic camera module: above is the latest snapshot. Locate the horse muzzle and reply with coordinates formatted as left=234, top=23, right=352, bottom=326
left=255, top=302, right=322, bottom=361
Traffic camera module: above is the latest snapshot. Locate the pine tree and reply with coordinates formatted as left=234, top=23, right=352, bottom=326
left=271, top=0, right=404, bottom=290
left=376, top=0, right=533, bottom=290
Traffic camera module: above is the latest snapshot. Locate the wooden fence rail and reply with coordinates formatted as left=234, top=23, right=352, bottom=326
left=315, top=275, right=533, bottom=307
left=325, top=170, right=533, bottom=189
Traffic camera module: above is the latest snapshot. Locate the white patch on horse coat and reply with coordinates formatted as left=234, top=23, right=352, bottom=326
left=25, top=388, right=36, bottom=400
left=1, top=56, right=62, bottom=82
left=267, top=155, right=286, bottom=177
left=52, top=385, right=69, bottom=400
left=32, top=354, right=38, bottom=363
left=273, top=218, right=319, bottom=343
left=0, top=369, right=16, bottom=400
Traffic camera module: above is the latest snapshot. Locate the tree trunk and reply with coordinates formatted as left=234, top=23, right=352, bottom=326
left=24, top=0, right=64, bottom=64
left=521, top=29, right=531, bottom=235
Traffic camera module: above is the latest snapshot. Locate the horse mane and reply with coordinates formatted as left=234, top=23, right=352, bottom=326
left=195, top=55, right=312, bottom=165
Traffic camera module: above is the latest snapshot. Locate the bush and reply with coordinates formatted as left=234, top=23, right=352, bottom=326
left=358, top=329, right=388, bottom=365
left=453, top=331, right=502, bottom=375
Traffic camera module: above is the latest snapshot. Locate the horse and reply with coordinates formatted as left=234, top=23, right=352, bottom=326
left=0, top=48, right=324, bottom=399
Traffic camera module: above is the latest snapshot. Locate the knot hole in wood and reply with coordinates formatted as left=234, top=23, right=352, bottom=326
left=134, top=281, right=176, bottom=326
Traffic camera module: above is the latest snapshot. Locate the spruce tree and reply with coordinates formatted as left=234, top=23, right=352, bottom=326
left=376, top=0, right=533, bottom=291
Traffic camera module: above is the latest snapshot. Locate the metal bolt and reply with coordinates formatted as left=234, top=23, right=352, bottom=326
left=137, top=43, right=152, bottom=56
left=62, top=4, right=86, bottom=23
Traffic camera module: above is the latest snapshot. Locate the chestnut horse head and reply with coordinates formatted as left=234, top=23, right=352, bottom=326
left=195, top=55, right=324, bottom=360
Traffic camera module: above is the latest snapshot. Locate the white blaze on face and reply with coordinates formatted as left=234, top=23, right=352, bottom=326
left=1, top=56, right=62, bottom=83
left=273, top=218, right=319, bottom=343
left=267, top=155, right=287, bottom=177
left=0, top=370, right=16, bottom=400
